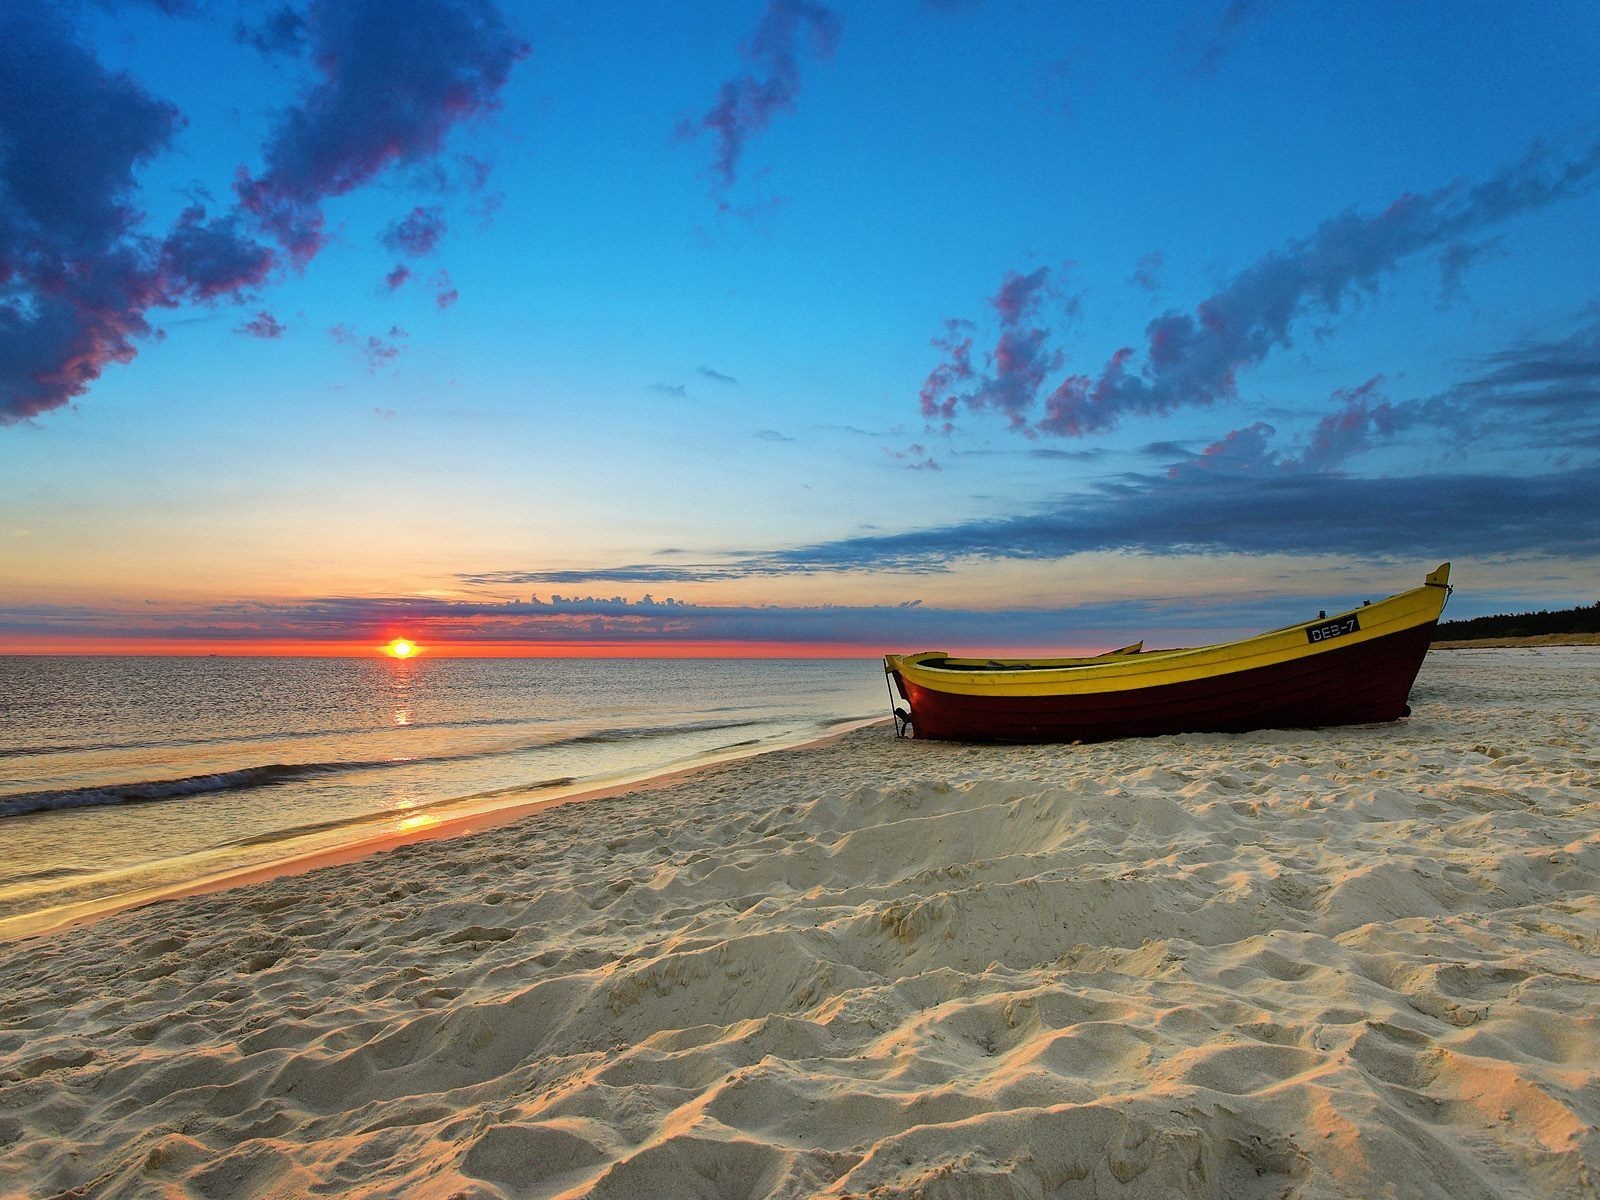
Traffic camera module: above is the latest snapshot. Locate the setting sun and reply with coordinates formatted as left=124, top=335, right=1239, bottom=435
left=385, top=639, right=417, bottom=659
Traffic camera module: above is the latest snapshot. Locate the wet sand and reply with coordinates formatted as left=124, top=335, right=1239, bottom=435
left=1, top=649, right=1595, bottom=1198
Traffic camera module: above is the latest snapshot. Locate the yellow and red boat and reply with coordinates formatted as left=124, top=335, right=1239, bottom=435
left=884, top=563, right=1452, bottom=743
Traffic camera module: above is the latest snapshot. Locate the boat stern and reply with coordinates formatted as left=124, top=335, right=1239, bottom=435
left=882, top=655, right=919, bottom=737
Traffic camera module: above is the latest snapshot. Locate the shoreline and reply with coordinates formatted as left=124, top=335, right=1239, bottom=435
left=0, top=715, right=889, bottom=945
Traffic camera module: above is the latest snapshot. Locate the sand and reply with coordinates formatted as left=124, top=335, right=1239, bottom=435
left=1, top=649, right=1596, bottom=1199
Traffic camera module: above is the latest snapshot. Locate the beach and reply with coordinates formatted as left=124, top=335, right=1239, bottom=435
left=2, top=647, right=1596, bottom=1198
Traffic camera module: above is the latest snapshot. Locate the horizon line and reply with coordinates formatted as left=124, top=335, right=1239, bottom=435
left=0, top=638, right=1110, bottom=659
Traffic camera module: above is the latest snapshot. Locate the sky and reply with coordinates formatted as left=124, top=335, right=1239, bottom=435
left=2, top=0, right=1598, bottom=655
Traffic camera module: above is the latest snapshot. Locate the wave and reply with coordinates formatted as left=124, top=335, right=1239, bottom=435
left=0, top=713, right=541, bottom=760
left=0, top=718, right=768, bottom=819
left=557, top=720, right=756, bottom=746
left=0, top=864, right=96, bottom=886
left=0, top=762, right=357, bottom=819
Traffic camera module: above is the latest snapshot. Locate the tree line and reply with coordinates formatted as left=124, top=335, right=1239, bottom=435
left=1438, top=601, right=1600, bottom=640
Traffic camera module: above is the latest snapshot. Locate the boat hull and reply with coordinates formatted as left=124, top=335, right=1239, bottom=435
left=893, top=620, right=1437, bottom=743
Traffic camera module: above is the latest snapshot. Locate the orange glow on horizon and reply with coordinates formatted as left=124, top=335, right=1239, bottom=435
left=384, top=638, right=418, bottom=658
left=0, top=636, right=1129, bottom=659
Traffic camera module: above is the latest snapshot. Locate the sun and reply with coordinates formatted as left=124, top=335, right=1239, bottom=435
left=384, top=639, right=418, bottom=659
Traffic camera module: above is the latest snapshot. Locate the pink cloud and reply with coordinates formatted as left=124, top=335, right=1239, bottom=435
left=683, top=0, right=842, bottom=193
left=237, top=310, right=287, bottom=339
left=237, top=0, right=528, bottom=262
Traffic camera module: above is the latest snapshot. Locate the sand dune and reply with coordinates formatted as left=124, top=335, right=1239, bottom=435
left=2, top=648, right=1597, bottom=1198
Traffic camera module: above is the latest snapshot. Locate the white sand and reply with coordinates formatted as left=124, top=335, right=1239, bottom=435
left=1, top=648, right=1596, bottom=1198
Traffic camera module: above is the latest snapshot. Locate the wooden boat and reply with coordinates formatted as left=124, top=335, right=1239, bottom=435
left=884, top=563, right=1452, bottom=743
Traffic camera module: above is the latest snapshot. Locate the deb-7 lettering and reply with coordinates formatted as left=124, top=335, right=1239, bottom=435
left=1305, top=613, right=1361, bottom=644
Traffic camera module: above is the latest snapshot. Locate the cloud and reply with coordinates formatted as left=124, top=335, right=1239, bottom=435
left=1041, top=137, right=1600, bottom=438
left=235, top=4, right=310, bottom=55
left=1029, top=447, right=1103, bottom=462
left=1181, top=0, right=1273, bottom=78
left=433, top=270, right=459, bottom=308
left=1127, top=250, right=1164, bottom=292
left=914, top=135, right=1600, bottom=444
left=698, top=365, right=739, bottom=384
left=464, top=565, right=751, bottom=586
left=1438, top=314, right=1600, bottom=450
left=921, top=266, right=1070, bottom=433
left=1034, top=53, right=1079, bottom=118
left=379, top=205, right=447, bottom=257
left=1173, top=420, right=1281, bottom=476
left=1295, top=377, right=1421, bottom=472
left=1436, top=238, right=1500, bottom=307
left=822, top=467, right=1597, bottom=566
left=688, top=467, right=1595, bottom=575
left=237, top=0, right=529, bottom=262
left=0, top=11, right=278, bottom=422
left=754, top=429, right=794, bottom=441
left=991, top=266, right=1051, bottom=324
left=917, top=319, right=975, bottom=431
left=467, top=317, right=1600, bottom=584
left=651, top=382, right=687, bottom=397
left=4, top=2, right=520, bottom=421
left=886, top=443, right=940, bottom=470
left=1189, top=310, right=1600, bottom=476
left=158, top=204, right=276, bottom=301
left=331, top=323, right=407, bottom=371
left=98, top=0, right=203, bottom=14
left=821, top=318, right=1600, bottom=568
left=1461, top=315, right=1600, bottom=406
left=1144, top=309, right=1600, bottom=482
left=385, top=264, right=412, bottom=291
left=1205, top=312, right=1600, bottom=474
left=237, top=311, right=287, bottom=339
left=1139, top=440, right=1198, bottom=459
left=683, top=0, right=842, bottom=193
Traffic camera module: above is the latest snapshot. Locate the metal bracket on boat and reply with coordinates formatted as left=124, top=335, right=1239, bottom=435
left=893, top=707, right=914, bottom=738
left=884, top=665, right=915, bottom=738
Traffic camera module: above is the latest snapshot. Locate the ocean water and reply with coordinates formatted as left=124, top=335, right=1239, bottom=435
left=0, top=656, right=889, bottom=933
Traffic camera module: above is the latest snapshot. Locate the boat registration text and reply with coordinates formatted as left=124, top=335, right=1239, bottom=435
left=1305, top=614, right=1361, bottom=643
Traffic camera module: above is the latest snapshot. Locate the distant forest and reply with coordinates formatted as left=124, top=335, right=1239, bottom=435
left=1437, top=601, right=1600, bottom=640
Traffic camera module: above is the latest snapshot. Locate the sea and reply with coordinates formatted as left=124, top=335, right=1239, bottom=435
left=0, top=656, right=889, bottom=935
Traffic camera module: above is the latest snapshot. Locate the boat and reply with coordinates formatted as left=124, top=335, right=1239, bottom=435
left=883, top=563, right=1452, bottom=743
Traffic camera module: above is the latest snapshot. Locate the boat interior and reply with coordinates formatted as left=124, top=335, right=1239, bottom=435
left=924, top=642, right=1150, bottom=671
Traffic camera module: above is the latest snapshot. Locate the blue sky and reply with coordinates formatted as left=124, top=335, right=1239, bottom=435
left=2, top=0, right=1598, bottom=652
